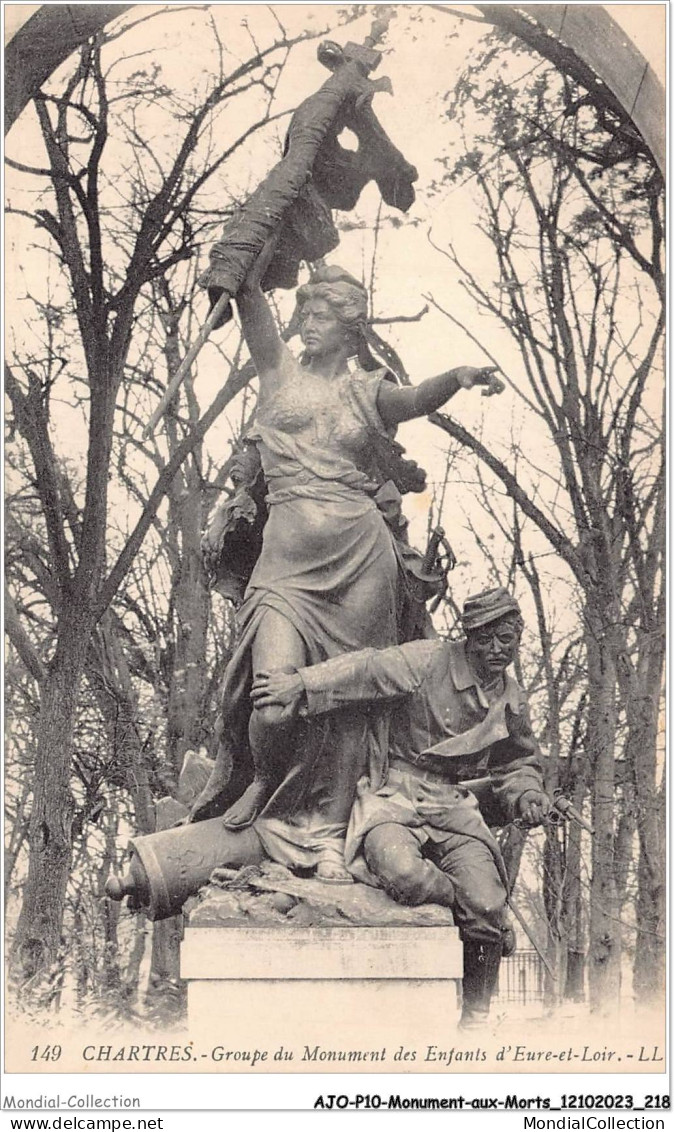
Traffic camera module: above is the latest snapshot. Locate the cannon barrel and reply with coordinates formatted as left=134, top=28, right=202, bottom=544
left=105, top=817, right=261, bottom=921
left=105, top=777, right=520, bottom=920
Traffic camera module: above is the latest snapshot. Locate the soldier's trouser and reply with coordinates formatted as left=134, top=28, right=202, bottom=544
left=363, top=822, right=506, bottom=943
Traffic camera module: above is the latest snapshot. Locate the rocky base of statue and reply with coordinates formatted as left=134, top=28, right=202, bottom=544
left=193, top=859, right=458, bottom=928
left=180, top=865, right=463, bottom=1058
left=105, top=756, right=505, bottom=1031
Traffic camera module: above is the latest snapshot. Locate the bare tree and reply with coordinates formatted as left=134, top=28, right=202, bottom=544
left=424, top=41, right=664, bottom=1010
left=5, top=7, right=355, bottom=989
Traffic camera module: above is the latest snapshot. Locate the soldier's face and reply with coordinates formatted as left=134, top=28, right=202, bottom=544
left=465, top=616, right=522, bottom=684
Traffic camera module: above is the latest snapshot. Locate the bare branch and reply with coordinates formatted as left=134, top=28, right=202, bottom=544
left=5, top=589, right=46, bottom=684
left=427, top=410, right=583, bottom=580
left=5, top=363, right=73, bottom=596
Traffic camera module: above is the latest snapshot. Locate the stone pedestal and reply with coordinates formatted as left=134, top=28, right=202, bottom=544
left=180, top=865, right=463, bottom=1067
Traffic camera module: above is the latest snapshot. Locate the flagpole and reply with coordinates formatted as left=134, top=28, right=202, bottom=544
left=142, top=292, right=230, bottom=439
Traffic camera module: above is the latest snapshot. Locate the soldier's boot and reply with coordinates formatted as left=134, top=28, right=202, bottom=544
left=459, top=940, right=502, bottom=1031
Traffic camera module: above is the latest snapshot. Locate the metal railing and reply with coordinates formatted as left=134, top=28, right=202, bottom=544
left=496, top=948, right=545, bottom=1005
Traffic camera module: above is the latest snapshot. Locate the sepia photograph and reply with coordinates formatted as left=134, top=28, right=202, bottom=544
left=3, top=0, right=668, bottom=1119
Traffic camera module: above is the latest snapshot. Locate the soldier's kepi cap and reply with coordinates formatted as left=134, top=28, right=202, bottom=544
left=461, top=586, right=522, bottom=632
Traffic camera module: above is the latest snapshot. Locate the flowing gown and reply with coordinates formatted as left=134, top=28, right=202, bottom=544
left=213, top=353, right=399, bottom=868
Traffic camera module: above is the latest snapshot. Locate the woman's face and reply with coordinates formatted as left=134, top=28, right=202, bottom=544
left=300, top=299, right=351, bottom=359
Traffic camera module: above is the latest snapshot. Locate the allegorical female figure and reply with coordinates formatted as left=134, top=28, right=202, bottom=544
left=192, top=252, right=503, bottom=882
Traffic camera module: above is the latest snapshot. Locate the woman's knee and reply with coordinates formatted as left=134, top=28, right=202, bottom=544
left=250, top=701, right=290, bottom=735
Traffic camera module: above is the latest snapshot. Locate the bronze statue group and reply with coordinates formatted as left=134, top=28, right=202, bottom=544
left=109, top=263, right=550, bottom=1031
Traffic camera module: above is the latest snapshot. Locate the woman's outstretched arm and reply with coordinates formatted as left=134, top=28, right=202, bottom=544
left=377, top=366, right=504, bottom=427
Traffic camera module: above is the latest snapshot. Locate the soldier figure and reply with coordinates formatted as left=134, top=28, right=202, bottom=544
left=252, top=586, right=550, bottom=1029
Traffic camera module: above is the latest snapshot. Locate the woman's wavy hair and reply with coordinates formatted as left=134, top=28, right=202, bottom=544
left=296, top=265, right=380, bottom=370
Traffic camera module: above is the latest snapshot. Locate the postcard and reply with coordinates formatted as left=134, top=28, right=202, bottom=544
left=3, top=2, right=668, bottom=1124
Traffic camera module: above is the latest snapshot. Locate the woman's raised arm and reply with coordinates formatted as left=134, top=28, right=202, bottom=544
left=237, top=285, right=286, bottom=381
left=377, top=366, right=504, bottom=427
left=235, top=237, right=289, bottom=384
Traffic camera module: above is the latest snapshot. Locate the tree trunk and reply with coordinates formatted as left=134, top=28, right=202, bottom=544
left=73, top=901, right=90, bottom=1004
left=145, top=794, right=192, bottom=1018
left=562, top=787, right=586, bottom=1001
left=160, top=290, right=212, bottom=779
left=586, top=619, right=621, bottom=1012
left=123, top=918, right=149, bottom=1006
left=10, top=627, right=87, bottom=987
left=4, top=774, right=31, bottom=892
left=613, top=786, right=636, bottom=907
left=565, top=948, right=586, bottom=1001
left=634, top=833, right=665, bottom=1000
left=543, top=828, right=565, bottom=1005
left=87, top=624, right=155, bottom=836
left=95, top=813, right=124, bottom=1001
left=630, top=632, right=666, bottom=1000
left=165, top=475, right=210, bottom=775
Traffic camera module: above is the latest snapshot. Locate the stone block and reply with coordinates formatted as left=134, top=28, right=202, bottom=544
left=180, top=873, right=463, bottom=1066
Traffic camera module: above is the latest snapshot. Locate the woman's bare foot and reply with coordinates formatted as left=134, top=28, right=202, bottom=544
left=315, top=856, right=354, bottom=885
left=222, top=777, right=271, bottom=829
